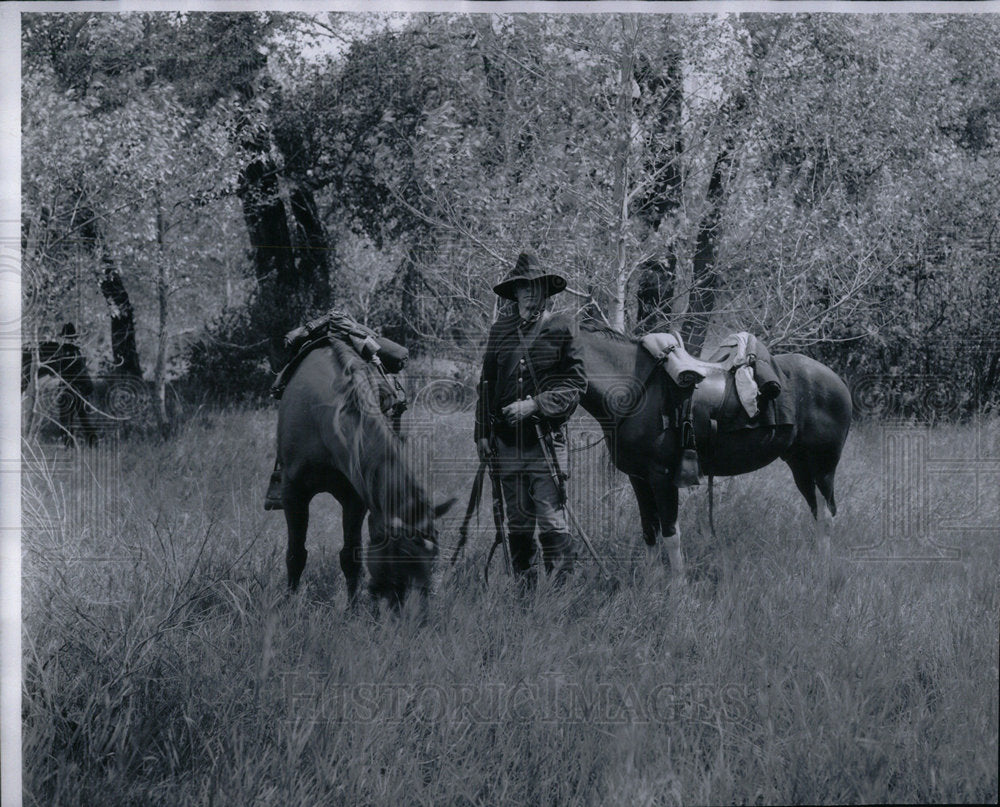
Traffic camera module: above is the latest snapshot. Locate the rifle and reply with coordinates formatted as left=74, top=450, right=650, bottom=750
left=452, top=459, right=485, bottom=564
left=514, top=328, right=614, bottom=582
left=532, top=417, right=613, bottom=581
left=484, top=449, right=512, bottom=580
left=451, top=451, right=513, bottom=580
left=453, top=379, right=511, bottom=578
left=483, top=379, right=512, bottom=578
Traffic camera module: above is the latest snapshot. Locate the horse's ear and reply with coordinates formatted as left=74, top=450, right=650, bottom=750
left=670, top=330, right=684, bottom=349
left=434, top=497, right=457, bottom=519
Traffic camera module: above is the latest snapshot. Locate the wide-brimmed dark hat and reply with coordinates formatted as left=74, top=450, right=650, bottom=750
left=492, top=252, right=568, bottom=300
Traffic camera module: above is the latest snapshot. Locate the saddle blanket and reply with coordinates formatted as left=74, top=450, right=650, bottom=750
left=703, top=332, right=781, bottom=418
left=695, top=364, right=795, bottom=434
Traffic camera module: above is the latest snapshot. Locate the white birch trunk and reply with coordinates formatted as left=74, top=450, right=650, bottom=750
left=610, top=19, right=637, bottom=333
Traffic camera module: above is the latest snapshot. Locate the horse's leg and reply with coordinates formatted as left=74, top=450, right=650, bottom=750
left=786, top=455, right=819, bottom=519
left=815, top=466, right=838, bottom=518
left=628, top=474, right=662, bottom=572
left=649, top=468, right=684, bottom=582
left=812, top=460, right=840, bottom=560
left=283, top=492, right=310, bottom=591
left=339, top=493, right=366, bottom=610
left=628, top=474, right=660, bottom=547
left=785, top=455, right=831, bottom=557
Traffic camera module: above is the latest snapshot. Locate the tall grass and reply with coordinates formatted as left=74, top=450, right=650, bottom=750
left=21, top=407, right=999, bottom=805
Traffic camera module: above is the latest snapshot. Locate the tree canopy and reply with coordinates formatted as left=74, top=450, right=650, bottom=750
left=22, top=11, right=1000, bottom=413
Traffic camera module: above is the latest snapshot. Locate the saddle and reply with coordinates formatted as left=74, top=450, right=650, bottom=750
left=642, top=331, right=780, bottom=414
left=270, top=309, right=409, bottom=419
left=640, top=330, right=790, bottom=486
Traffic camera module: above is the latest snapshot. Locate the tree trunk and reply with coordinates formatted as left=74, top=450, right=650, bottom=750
left=610, top=21, right=637, bottom=334
left=636, top=257, right=675, bottom=331
left=681, top=149, right=729, bottom=356
left=154, top=200, right=170, bottom=436
left=98, top=255, right=144, bottom=377
left=289, top=184, right=332, bottom=311
left=22, top=327, right=41, bottom=440
left=235, top=99, right=315, bottom=371
left=476, top=15, right=509, bottom=171
left=633, top=43, right=684, bottom=331
left=237, top=143, right=299, bottom=365
left=76, top=203, right=143, bottom=377
left=399, top=249, right=425, bottom=346
left=237, top=148, right=297, bottom=291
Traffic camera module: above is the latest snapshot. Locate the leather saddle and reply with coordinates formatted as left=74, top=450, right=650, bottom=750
left=642, top=331, right=780, bottom=417
left=640, top=331, right=786, bottom=484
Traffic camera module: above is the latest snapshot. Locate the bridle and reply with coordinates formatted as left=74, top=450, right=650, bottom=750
left=384, top=519, right=438, bottom=553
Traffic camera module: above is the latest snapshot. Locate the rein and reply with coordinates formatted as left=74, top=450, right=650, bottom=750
left=570, top=435, right=607, bottom=453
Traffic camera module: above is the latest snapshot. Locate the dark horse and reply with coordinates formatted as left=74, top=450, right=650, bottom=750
left=575, top=325, right=852, bottom=578
left=276, top=338, right=455, bottom=607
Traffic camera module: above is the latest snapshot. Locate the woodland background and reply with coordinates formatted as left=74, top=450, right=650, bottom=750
left=20, top=11, right=1000, bottom=422
left=17, top=13, right=1000, bottom=805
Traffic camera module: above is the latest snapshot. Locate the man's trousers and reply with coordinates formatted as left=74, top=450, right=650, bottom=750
left=493, top=433, right=574, bottom=580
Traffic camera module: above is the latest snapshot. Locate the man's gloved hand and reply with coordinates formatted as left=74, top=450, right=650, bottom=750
left=501, top=398, right=539, bottom=424
left=476, top=438, right=493, bottom=461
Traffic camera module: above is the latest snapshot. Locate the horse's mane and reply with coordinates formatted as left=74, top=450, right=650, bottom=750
left=579, top=318, right=637, bottom=345
left=326, top=339, right=430, bottom=521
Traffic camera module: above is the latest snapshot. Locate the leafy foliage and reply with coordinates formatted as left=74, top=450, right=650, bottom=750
left=22, top=11, right=1000, bottom=412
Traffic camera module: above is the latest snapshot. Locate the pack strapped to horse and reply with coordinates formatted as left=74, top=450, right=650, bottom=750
left=640, top=330, right=794, bottom=486
left=270, top=309, right=408, bottom=415
left=264, top=310, right=410, bottom=511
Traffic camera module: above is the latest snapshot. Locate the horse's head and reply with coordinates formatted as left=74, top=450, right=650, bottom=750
left=367, top=497, right=457, bottom=604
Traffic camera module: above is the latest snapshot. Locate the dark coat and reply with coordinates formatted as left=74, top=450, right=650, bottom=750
left=474, top=311, right=586, bottom=445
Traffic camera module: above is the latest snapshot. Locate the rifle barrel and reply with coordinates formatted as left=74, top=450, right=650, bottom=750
left=486, top=454, right=512, bottom=575
left=534, top=422, right=613, bottom=581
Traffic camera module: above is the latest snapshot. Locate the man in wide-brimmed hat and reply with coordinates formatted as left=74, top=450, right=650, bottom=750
left=474, top=251, right=586, bottom=583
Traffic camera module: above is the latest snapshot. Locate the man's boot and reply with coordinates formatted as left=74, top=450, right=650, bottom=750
left=540, top=530, right=575, bottom=583
left=508, top=529, right=538, bottom=591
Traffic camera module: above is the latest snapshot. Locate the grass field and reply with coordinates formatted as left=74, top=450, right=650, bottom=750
left=21, top=405, right=999, bottom=805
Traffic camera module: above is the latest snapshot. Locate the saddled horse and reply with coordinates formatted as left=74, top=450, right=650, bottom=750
left=575, top=325, right=852, bottom=578
left=276, top=338, right=454, bottom=607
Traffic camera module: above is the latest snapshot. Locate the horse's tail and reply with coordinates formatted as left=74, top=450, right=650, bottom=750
left=708, top=475, right=717, bottom=540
